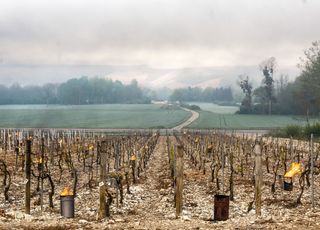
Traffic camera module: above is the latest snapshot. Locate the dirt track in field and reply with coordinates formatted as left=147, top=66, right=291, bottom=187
left=172, top=108, right=199, bottom=131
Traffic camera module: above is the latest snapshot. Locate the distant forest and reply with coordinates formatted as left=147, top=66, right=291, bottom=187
left=0, top=77, right=150, bottom=105
left=0, top=76, right=234, bottom=105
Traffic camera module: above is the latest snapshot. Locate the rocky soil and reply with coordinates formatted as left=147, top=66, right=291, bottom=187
left=0, top=136, right=320, bottom=229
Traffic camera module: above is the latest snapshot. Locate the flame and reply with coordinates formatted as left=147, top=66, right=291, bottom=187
left=284, top=162, right=301, bottom=178
left=60, top=187, right=73, bottom=196
left=130, top=154, right=136, bottom=161
left=33, top=157, right=43, bottom=164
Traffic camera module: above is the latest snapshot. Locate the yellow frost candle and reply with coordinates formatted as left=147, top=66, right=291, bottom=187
left=284, top=162, right=301, bottom=178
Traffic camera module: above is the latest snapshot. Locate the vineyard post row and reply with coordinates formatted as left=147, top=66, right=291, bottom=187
left=170, top=129, right=319, bottom=217
left=0, top=128, right=159, bottom=218
left=0, top=128, right=319, bottom=219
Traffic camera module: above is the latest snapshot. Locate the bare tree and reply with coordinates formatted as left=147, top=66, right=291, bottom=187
left=238, top=75, right=253, bottom=113
left=260, top=57, right=276, bottom=115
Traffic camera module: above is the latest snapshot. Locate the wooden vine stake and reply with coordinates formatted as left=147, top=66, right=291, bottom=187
left=175, top=145, right=184, bottom=218
left=99, top=141, right=107, bottom=219
left=310, top=133, right=315, bottom=210
left=229, top=137, right=234, bottom=201
left=254, top=140, right=262, bottom=217
left=25, top=139, right=32, bottom=214
left=221, top=136, right=225, bottom=193
left=40, top=137, right=45, bottom=214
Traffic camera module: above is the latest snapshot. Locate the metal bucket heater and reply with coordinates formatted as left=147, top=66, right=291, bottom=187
left=214, top=194, right=229, bottom=221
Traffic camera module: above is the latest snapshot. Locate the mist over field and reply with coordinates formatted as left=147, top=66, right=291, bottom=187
left=0, top=64, right=300, bottom=89
left=0, top=0, right=319, bottom=117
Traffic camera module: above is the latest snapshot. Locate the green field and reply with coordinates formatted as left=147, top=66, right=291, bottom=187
left=187, top=102, right=239, bottom=114
left=188, top=111, right=320, bottom=129
left=0, top=104, right=191, bottom=129
left=1, top=103, right=319, bottom=129
left=185, top=102, right=320, bottom=129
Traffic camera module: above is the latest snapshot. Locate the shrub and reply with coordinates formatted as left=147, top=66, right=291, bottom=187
left=304, top=122, right=320, bottom=138
left=189, top=105, right=201, bottom=111
left=180, top=103, right=201, bottom=111
left=284, top=125, right=303, bottom=138
left=268, top=123, right=320, bottom=140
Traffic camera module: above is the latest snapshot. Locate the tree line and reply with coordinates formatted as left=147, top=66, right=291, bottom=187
left=0, top=76, right=235, bottom=106
left=0, top=77, right=150, bottom=105
left=169, top=86, right=233, bottom=103
left=238, top=41, right=320, bottom=117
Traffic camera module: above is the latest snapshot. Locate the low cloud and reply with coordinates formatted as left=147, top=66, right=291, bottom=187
left=0, top=0, right=318, bottom=87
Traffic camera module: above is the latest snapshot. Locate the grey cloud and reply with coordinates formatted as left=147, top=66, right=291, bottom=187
left=0, top=0, right=318, bottom=87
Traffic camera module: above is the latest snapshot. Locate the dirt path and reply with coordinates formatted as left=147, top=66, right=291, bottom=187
left=106, top=136, right=215, bottom=229
left=109, top=136, right=177, bottom=228
left=130, top=136, right=173, bottom=219
left=172, top=107, right=199, bottom=131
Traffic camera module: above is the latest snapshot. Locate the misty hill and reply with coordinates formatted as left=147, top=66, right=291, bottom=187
left=0, top=64, right=299, bottom=89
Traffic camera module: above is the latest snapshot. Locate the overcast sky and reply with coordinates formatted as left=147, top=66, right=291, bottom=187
left=0, top=0, right=319, bottom=88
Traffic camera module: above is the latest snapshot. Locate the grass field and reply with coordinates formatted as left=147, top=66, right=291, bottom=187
left=0, top=104, right=191, bottom=129
left=186, top=102, right=320, bottom=129
left=187, top=102, right=239, bottom=114
left=188, top=111, right=320, bottom=129
left=1, top=103, right=318, bottom=129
